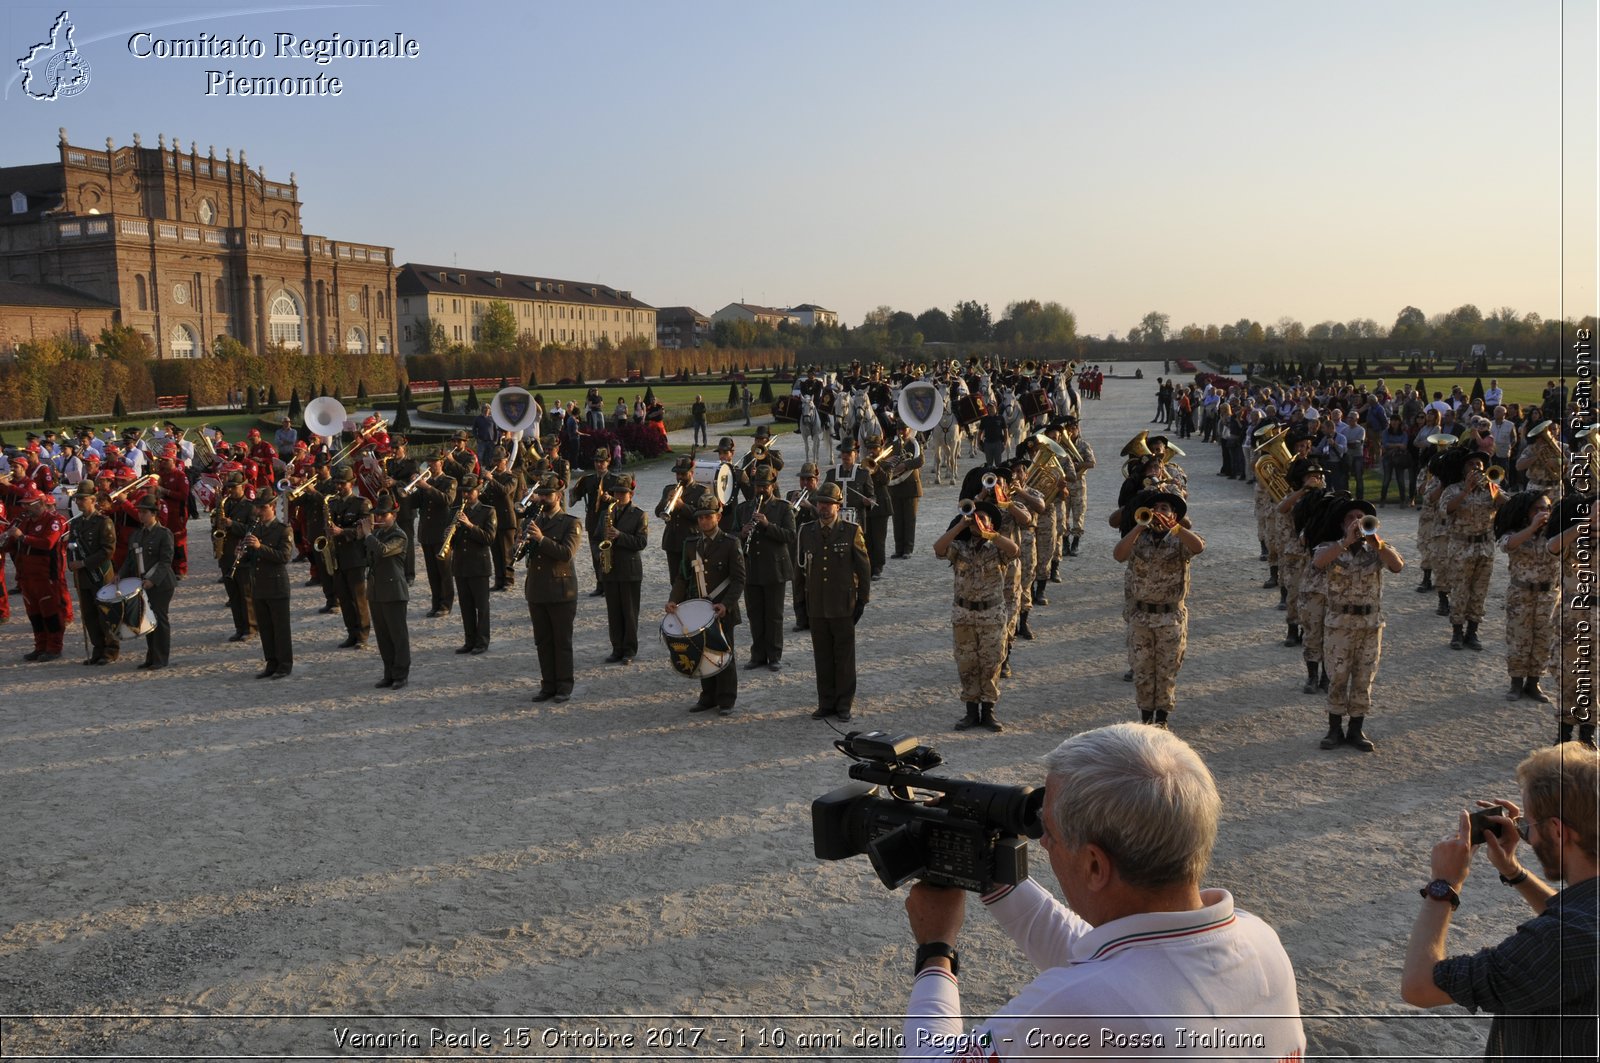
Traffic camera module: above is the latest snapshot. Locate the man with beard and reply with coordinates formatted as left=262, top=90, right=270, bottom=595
left=1401, top=744, right=1598, bottom=1062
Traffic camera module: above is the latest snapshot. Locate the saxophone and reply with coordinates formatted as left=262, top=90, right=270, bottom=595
left=315, top=492, right=339, bottom=575
left=437, top=503, right=464, bottom=562
left=598, top=500, right=616, bottom=574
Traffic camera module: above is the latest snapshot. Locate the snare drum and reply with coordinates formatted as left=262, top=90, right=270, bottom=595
left=660, top=598, right=733, bottom=679
left=95, top=576, right=155, bottom=639
left=772, top=395, right=804, bottom=422
left=954, top=393, right=988, bottom=426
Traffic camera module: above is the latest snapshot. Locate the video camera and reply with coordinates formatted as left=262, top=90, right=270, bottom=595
left=811, top=731, right=1044, bottom=893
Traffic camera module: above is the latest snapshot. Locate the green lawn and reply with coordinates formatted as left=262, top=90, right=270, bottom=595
left=1348, top=375, right=1548, bottom=410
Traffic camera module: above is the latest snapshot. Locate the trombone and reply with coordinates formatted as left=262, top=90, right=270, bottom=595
left=107, top=474, right=158, bottom=503
left=329, top=417, right=389, bottom=467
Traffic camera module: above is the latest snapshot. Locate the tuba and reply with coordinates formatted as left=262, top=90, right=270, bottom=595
left=1252, top=426, right=1294, bottom=503
left=1120, top=430, right=1151, bottom=459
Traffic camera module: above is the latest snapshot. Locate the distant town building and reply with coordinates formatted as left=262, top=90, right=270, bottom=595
left=712, top=302, right=794, bottom=328
left=0, top=130, right=395, bottom=359
left=785, top=303, right=838, bottom=328
left=395, top=264, right=656, bottom=356
left=656, top=306, right=710, bottom=349
left=0, top=279, right=117, bottom=353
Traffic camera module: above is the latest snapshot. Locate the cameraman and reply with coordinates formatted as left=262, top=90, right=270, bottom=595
left=1400, top=744, right=1599, bottom=1060
left=901, top=724, right=1305, bottom=1060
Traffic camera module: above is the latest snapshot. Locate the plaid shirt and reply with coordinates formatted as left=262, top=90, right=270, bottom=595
left=1432, top=875, right=1598, bottom=1062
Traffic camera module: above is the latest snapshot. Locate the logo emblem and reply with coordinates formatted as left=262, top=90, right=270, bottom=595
left=906, top=384, right=937, bottom=425
left=18, top=11, right=91, bottom=101
left=498, top=393, right=530, bottom=427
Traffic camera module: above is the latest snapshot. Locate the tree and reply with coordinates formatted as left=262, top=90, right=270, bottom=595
left=288, top=387, right=302, bottom=422
left=98, top=324, right=155, bottom=363
left=1391, top=305, right=1428, bottom=342
left=113, top=393, right=127, bottom=419
left=440, top=379, right=455, bottom=414
left=644, top=386, right=656, bottom=405
left=1139, top=311, right=1171, bottom=344
left=392, top=383, right=412, bottom=433
left=1276, top=317, right=1305, bottom=343
left=1007, top=300, right=1078, bottom=343
left=1245, top=322, right=1266, bottom=343
left=42, top=395, right=57, bottom=425
left=210, top=334, right=249, bottom=360
left=267, top=385, right=279, bottom=407
left=916, top=307, right=954, bottom=343
left=465, top=383, right=480, bottom=412
left=952, top=300, right=992, bottom=342
left=758, top=378, right=774, bottom=403
left=886, top=311, right=918, bottom=346
left=1204, top=324, right=1220, bottom=343
left=477, top=300, right=517, bottom=353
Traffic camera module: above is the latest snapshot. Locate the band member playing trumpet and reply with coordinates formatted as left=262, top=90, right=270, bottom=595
left=935, top=497, right=1017, bottom=732
left=365, top=493, right=412, bottom=690
left=599, top=473, right=648, bottom=665
left=522, top=474, right=582, bottom=704
left=737, top=466, right=794, bottom=672
left=796, top=483, right=869, bottom=721
left=1495, top=492, right=1559, bottom=704
left=383, top=437, right=420, bottom=583
left=862, top=432, right=894, bottom=579
left=1441, top=450, right=1504, bottom=651
left=656, top=456, right=709, bottom=585
left=1311, top=498, right=1404, bottom=752
left=824, top=438, right=875, bottom=528
left=1517, top=420, right=1568, bottom=503
left=245, top=493, right=294, bottom=679
left=120, top=494, right=174, bottom=670
left=449, top=474, right=497, bottom=656
left=67, top=483, right=118, bottom=664
left=1114, top=488, right=1204, bottom=730
left=412, top=450, right=458, bottom=618
left=668, top=496, right=745, bottom=716
left=1059, top=414, right=1094, bottom=561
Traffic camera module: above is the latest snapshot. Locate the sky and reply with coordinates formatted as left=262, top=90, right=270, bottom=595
left=1, top=0, right=1594, bottom=337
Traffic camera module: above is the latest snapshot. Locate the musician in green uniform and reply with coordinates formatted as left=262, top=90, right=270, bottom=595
left=796, top=482, right=871, bottom=721
left=365, top=492, right=412, bottom=689
left=668, top=496, right=745, bottom=716
left=67, top=483, right=118, bottom=664
left=737, top=466, right=796, bottom=672
left=656, top=456, right=709, bottom=585
left=598, top=473, right=649, bottom=665
left=412, top=450, right=458, bottom=618
left=244, top=493, right=294, bottom=679
left=328, top=469, right=373, bottom=648
left=570, top=449, right=614, bottom=597
left=447, top=474, right=497, bottom=655
left=216, top=473, right=256, bottom=641
left=521, top=474, right=582, bottom=703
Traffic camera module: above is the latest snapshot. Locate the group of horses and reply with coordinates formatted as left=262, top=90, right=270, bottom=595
left=784, top=375, right=1078, bottom=486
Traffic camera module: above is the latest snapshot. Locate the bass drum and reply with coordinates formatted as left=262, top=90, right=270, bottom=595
left=772, top=395, right=805, bottom=422
left=954, top=393, right=988, bottom=426
left=1018, top=390, right=1054, bottom=421
left=692, top=458, right=734, bottom=504
left=660, top=598, right=732, bottom=679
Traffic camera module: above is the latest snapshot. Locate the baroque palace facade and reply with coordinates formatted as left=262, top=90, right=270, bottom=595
left=0, top=129, right=395, bottom=358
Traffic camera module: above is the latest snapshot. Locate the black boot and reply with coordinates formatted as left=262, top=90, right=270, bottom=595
left=1152, top=709, right=1170, bottom=731
left=1318, top=665, right=1329, bottom=691
left=1122, top=668, right=1134, bottom=682
left=979, top=702, right=1003, bottom=732
left=954, top=701, right=981, bottom=731
left=1319, top=713, right=1345, bottom=750
left=1032, top=581, right=1048, bottom=607
left=1017, top=611, right=1034, bottom=640
left=1262, top=565, right=1279, bottom=589
left=1303, top=661, right=1320, bottom=695
left=1436, top=592, right=1450, bottom=617
left=1449, top=624, right=1464, bottom=650
left=1504, top=677, right=1525, bottom=701
left=1284, top=622, right=1301, bottom=647
left=1258, top=539, right=1268, bottom=562
left=1345, top=716, right=1376, bottom=752
left=1049, top=559, right=1062, bottom=582
left=1559, top=722, right=1575, bottom=744
left=1068, top=536, right=1081, bottom=558
left=1579, top=724, right=1598, bottom=750
left=1523, top=677, right=1549, bottom=703
left=1416, top=570, right=1433, bottom=592
left=1278, top=585, right=1288, bottom=610
left=1463, top=620, right=1483, bottom=651
left=1140, top=709, right=1154, bottom=724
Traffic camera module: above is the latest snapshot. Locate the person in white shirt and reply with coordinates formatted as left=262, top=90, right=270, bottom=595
left=1484, top=380, right=1504, bottom=408
left=900, top=724, right=1305, bottom=1061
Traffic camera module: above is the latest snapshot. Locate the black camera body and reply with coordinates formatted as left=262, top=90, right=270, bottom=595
left=811, top=731, right=1044, bottom=892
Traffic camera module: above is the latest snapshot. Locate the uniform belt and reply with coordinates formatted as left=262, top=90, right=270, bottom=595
left=955, top=597, right=996, bottom=611
left=1512, top=579, right=1553, bottom=593
left=1454, top=533, right=1490, bottom=544
left=1336, top=604, right=1375, bottom=616
left=1135, top=600, right=1176, bottom=614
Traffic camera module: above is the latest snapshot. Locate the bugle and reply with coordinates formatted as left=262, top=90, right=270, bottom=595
left=1133, top=506, right=1155, bottom=527
left=399, top=466, right=433, bottom=496
left=1358, top=515, right=1381, bottom=537
left=1485, top=464, right=1506, bottom=485
left=957, top=498, right=977, bottom=518
left=787, top=488, right=810, bottom=512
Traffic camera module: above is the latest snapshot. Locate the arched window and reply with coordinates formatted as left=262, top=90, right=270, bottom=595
left=169, top=324, right=196, bottom=359
left=346, top=326, right=367, bottom=354
left=376, top=333, right=390, bottom=354
left=268, top=289, right=304, bottom=349
left=135, top=275, right=148, bottom=311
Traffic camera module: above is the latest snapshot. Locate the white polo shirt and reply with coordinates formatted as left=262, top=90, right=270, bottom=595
left=903, top=880, right=1305, bottom=1061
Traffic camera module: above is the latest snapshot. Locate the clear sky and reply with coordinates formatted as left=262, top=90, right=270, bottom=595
left=2, top=0, right=1594, bottom=336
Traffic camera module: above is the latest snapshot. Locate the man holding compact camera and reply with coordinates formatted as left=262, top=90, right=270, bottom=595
left=900, top=724, right=1305, bottom=1061
left=1401, top=743, right=1599, bottom=1061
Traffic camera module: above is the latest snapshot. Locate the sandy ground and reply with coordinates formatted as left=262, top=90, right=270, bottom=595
left=0, top=361, right=1561, bottom=1060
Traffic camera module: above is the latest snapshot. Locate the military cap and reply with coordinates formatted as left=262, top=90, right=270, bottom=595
left=136, top=494, right=161, bottom=512
left=749, top=466, right=774, bottom=486
left=1128, top=487, right=1187, bottom=523
left=453, top=430, right=472, bottom=442
left=334, top=467, right=355, bottom=483
left=370, top=493, right=397, bottom=516
left=799, top=461, right=820, bottom=478
left=458, top=474, right=480, bottom=492
left=532, top=473, right=564, bottom=493
left=226, top=472, right=247, bottom=487
left=604, top=473, right=635, bottom=494
left=9, top=454, right=29, bottom=467
left=813, top=482, right=844, bottom=504
left=72, top=481, right=99, bottom=499
left=1462, top=450, right=1490, bottom=468
left=838, top=438, right=859, bottom=453
left=672, top=455, right=694, bottom=473
left=252, top=494, right=277, bottom=509
left=753, top=425, right=772, bottom=440
left=592, top=449, right=612, bottom=463
left=694, top=495, right=724, bottom=517
left=716, top=436, right=736, bottom=452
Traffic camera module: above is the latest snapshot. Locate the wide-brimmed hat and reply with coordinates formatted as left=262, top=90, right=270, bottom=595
left=333, top=467, right=355, bottom=483
left=72, top=481, right=99, bottom=499
left=749, top=466, right=774, bottom=487
left=1126, top=487, right=1188, bottom=525
left=370, top=493, right=397, bottom=516
left=672, top=456, right=694, bottom=473
left=694, top=495, right=724, bottom=517
left=716, top=436, right=735, bottom=452
left=604, top=473, right=635, bottom=494
left=135, top=494, right=160, bottom=512
left=799, top=462, right=819, bottom=478
left=532, top=473, right=564, bottom=493
left=813, top=482, right=844, bottom=505
left=837, top=438, right=858, bottom=454
left=458, top=474, right=479, bottom=492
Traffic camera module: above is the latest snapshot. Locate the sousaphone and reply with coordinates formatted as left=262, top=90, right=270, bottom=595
left=490, top=386, right=541, bottom=465
left=304, top=396, right=349, bottom=439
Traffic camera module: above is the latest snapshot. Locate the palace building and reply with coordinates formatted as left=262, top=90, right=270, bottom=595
left=395, top=264, right=656, bottom=355
left=0, top=129, right=395, bottom=358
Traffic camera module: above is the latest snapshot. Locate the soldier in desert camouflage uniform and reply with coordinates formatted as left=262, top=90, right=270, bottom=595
left=934, top=498, right=1018, bottom=733
left=1059, top=415, right=1094, bottom=562
left=1312, top=497, right=1403, bottom=753
left=1517, top=420, right=1568, bottom=503
left=1113, top=488, right=1204, bottom=729
left=1413, top=457, right=1447, bottom=607
left=1276, top=457, right=1326, bottom=648
left=1440, top=450, right=1504, bottom=651
left=1547, top=494, right=1599, bottom=748
left=1294, top=490, right=1337, bottom=695
left=1495, top=491, right=1560, bottom=704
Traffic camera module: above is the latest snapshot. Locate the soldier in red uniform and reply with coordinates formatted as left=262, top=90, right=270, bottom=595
left=1, top=486, right=72, bottom=660
left=246, top=428, right=278, bottom=470
left=102, top=472, right=142, bottom=572
left=0, top=497, right=11, bottom=624
left=155, top=449, right=191, bottom=578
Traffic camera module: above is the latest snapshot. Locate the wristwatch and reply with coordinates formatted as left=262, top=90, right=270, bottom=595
left=1420, top=878, right=1462, bottom=909
left=914, top=941, right=960, bottom=976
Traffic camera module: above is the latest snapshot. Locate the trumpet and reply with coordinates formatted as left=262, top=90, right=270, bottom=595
left=1485, top=464, right=1506, bottom=485
left=1133, top=506, right=1155, bottom=526
left=107, top=474, right=158, bottom=503
left=399, top=467, right=433, bottom=496
left=663, top=482, right=686, bottom=515
left=958, top=498, right=978, bottom=518
left=786, top=488, right=810, bottom=512
left=1358, top=515, right=1381, bottom=537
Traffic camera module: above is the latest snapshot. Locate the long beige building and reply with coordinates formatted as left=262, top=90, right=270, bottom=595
left=395, top=264, right=655, bottom=355
left=0, top=130, right=396, bottom=358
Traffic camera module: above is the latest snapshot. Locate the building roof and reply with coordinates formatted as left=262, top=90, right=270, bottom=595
left=0, top=279, right=116, bottom=309
left=396, top=263, right=654, bottom=310
left=724, top=302, right=789, bottom=317
left=656, top=306, right=708, bottom=322
left=0, top=162, right=66, bottom=225
left=787, top=303, right=834, bottom=313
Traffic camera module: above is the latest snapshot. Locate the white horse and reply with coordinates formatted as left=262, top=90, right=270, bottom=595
left=999, top=387, right=1026, bottom=453
left=797, top=393, right=831, bottom=466
left=843, top=388, right=874, bottom=445
left=930, top=384, right=961, bottom=485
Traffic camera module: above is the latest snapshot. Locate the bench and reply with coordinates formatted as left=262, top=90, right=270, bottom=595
left=156, top=394, right=189, bottom=410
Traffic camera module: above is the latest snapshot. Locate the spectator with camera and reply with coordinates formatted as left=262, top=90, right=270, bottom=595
left=900, top=724, right=1305, bottom=1060
left=1400, top=743, right=1599, bottom=1061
